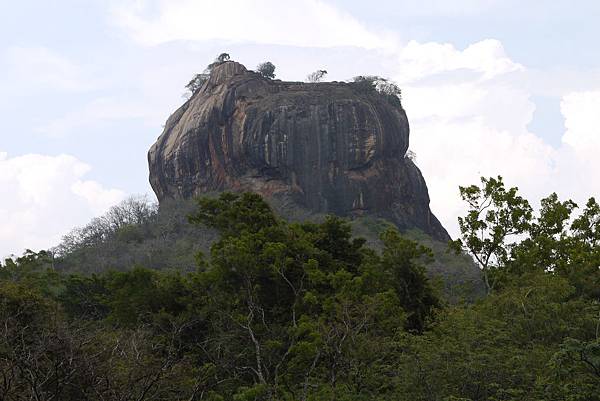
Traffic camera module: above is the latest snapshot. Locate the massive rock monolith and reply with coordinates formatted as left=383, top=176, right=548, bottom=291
left=148, top=61, right=450, bottom=241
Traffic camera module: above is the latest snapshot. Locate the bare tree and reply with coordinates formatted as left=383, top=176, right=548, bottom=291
left=307, top=69, right=327, bottom=82
left=184, top=73, right=209, bottom=97
left=54, top=195, right=158, bottom=256
left=184, top=52, right=231, bottom=97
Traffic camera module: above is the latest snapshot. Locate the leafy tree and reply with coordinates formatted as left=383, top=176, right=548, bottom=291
left=543, top=337, right=600, bottom=400
left=379, top=229, right=439, bottom=332
left=103, top=267, right=187, bottom=326
left=216, top=52, right=230, bottom=63
left=0, top=281, right=97, bottom=400
left=189, top=192, right=278, bottom=238
left=450, top=176, right=533, bottom=293
left=185, top=72, right=210, bottom=95
left=559, top=197, right=600, bottom=298
left=452, top=177, right=600, bottom=299
left=186, top=192, right=436, bottom=398
left=1, top=249, right=55, bottom=281
left=256, top=61, right=276, bottom=79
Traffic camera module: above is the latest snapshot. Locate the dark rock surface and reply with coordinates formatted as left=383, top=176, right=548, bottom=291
left=148, top=61, right=450, bottom=241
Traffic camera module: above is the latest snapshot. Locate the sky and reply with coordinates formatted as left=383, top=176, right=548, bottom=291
left=1, top=0, right=600, bottom=258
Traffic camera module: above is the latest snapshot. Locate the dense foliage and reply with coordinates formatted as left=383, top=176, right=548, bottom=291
left=451, top=176, right=600, bottom=297
left=53, top=196, right=481, bottom=298
left=1, top=182, right=599, bottom=400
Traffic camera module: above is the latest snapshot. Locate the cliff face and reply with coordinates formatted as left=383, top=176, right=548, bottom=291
left=148, top=61, right=450, bottom=241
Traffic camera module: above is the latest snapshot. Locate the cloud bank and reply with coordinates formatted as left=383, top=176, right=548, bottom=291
left=111, top=0, right=394, bottom=49
left=0, top=152, right=124, bottom=258
left=395, top=42, right=600, bottom=233
left=3, top=46, right=97, bottom=93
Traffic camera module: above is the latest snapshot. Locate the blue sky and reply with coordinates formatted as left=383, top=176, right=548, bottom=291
left=1, top=0, right=599, bottom=257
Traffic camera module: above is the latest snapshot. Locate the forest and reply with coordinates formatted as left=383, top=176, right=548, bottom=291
left=1, top=177, right=599, bottom=400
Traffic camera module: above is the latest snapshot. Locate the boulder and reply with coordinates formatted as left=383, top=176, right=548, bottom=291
left=148, top=61, right=450, bottom=241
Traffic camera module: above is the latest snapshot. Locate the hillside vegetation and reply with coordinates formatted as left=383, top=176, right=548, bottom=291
left=1, top=177, right=599, bottom=400
left=53, top=195, right=483, bottom=301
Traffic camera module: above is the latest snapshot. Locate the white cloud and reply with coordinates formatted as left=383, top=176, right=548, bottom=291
left=394, top=40, right=600, bottom=236
left=555, top=90, right=600, bottom=201
left=561, top=90, right=600, bottom=159
left=3, top=46, right=96, bottom=93
left=36, top=97, right=152, bottom=137
left=396, top=39, right=523, bottom=82
left=382, top=0, right=503, bottom=17
left=0, top=152, right=125, bottom=259
left=110, top=0, right=395, bottom=48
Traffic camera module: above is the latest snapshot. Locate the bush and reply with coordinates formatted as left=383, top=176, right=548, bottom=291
left=256, top=61, right=276, bottom=79
left=351, top=75, right=402, bottom=106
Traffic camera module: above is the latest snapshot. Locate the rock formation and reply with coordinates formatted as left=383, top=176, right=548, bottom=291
left=148, top=61, right=450, bottom=241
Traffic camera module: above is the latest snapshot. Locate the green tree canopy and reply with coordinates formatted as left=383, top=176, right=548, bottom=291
left=256, top=61, right=276, bottom=79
